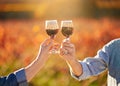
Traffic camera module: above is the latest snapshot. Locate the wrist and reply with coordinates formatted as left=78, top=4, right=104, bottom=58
left=37, top=53, right=48, bottom=63
left=66, top=57, right=77, bottom=64
left=66, top=58, right=82, bottom=76
left=66, top=58, right=78, bottom=68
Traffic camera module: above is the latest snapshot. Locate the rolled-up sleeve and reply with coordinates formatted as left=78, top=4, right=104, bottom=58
left=70, top=61, right=92, bottom=80
left=14, top=68, right=28, bottom=86
left=70, top=42, right=111, bottom=81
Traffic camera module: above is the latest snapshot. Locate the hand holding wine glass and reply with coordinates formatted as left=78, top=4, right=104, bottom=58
left=60, top=20, right=74, bottom=56
left=45, top=20, right=59, bottom=53
left=60, top=20, right=81, bottom=77
left=61, top=20, right=73, bottom=41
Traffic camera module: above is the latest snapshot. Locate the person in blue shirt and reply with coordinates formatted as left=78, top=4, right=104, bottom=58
left=60, top=38, right=120, bottom=86
left=0, top=38, right=53, bottom=86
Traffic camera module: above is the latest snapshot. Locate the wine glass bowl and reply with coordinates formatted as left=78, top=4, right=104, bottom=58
left=61, top=20, right=73, bottom=40
left=45, top=20, right=59, bottom=39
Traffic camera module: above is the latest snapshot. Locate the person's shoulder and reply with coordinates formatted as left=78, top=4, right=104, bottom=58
left=106, top=38, right=120, bottom=47
left=109, top=38, right=120, bottom=44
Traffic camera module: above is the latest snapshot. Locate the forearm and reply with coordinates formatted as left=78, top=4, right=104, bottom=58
left=24, top=38, right=52, bottom=82
left=66, top=58, right=83, bottom=77
left=25, top=55, right=47, bottom=82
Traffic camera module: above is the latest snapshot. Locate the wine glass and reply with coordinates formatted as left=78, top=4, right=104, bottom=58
left=45, top=20, right=59, bottom=53
left=61, top=20, right=73, bottom=41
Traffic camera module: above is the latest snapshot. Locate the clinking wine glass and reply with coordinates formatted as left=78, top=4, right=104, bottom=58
left=61, top=20, right=73, bottom=41
left=45, top=20, right=59, bottom=53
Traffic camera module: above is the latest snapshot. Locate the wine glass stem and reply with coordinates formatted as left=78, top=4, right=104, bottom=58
left=50, top=35, right=55, bottom=39
left=66, top=37, right=70, bottom=41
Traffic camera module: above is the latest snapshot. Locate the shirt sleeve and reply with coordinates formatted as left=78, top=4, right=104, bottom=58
left=0, top=68, right=28, bottom=86
left=14, top=68, right=28, bottom=86
left=70, top=42, right=111, bottom=81
left=0, top=73, right=18, bottom=86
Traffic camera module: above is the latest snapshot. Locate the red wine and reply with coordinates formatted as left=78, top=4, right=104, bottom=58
left=61, top=27, right=73, bottom=38
left=46, top=29, right=59, bottom=38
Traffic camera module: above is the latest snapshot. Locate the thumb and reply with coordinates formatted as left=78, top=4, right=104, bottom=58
left=47, top=39, right=54, bottom=49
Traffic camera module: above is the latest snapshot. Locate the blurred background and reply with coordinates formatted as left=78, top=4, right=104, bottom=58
left=0, top=0, right=120, bottom=86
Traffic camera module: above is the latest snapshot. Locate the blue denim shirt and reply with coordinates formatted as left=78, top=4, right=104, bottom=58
left=0, top=68, right=28, bottom=86
left=70, top=38, right=120, bottom=86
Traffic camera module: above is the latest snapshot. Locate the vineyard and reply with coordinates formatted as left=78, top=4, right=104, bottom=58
left=0, top=18, right=120, bottom=86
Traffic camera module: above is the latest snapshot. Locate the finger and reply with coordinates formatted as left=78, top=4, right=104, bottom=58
left=62, top=46, right=74, bottom=51
left=62, top=43, right=75, bottom=48
left=63, top=39, right=70, bottom=43
left=46, top=39, right=54, bottom=49
left=62, top=40, right=73, bottom=46
left=54, top=42, right=60, bottom=47
left=41, top=38, right=49, bottom=46
left=41, top=38, right=53, bottom=47
left=52, top=43, right=60, bottom=50
left=59, top=48, right=63, bottom=55
left=47, top=40, right=53, bottom=47
left=60, top=48, right=67, bottom=56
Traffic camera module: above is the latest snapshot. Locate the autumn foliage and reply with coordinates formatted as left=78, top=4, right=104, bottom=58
left=0, top=18, right=120, bottom=86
